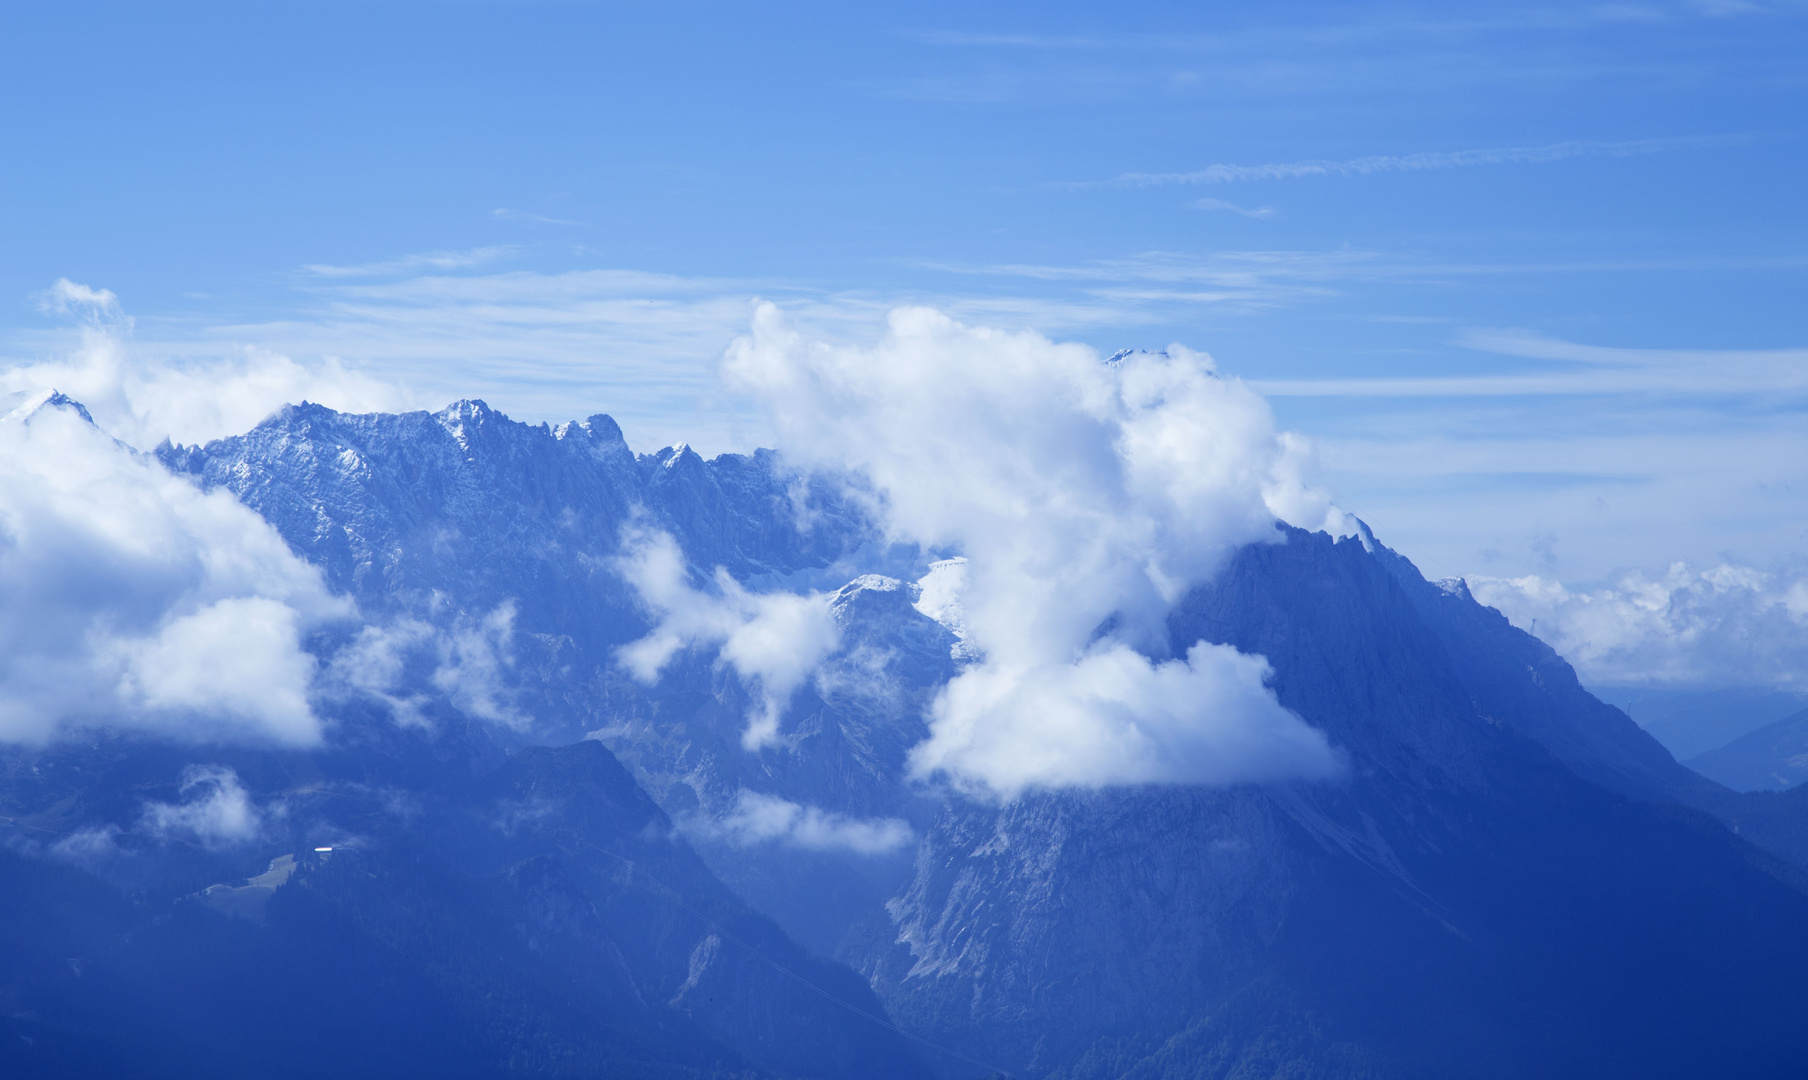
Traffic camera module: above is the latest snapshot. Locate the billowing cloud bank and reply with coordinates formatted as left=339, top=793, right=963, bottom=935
left=10, top=279, right=408, bottom=448
left=1471, top=563, right=1808, bottom=689
left=721, top=304, right=1343, bottom=799
left=0, top=393, right=349, bottom=744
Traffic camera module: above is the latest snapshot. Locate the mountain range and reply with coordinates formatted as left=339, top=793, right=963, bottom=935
left=5, top=394, right=1808, bottom=1079
left=1686, top=706, right=1808, bottom=791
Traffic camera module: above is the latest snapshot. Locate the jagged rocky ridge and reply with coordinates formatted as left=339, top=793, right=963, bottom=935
left=5, top=396, right=1808, bottom=1078
left=157, top=400, right=906, bottom=814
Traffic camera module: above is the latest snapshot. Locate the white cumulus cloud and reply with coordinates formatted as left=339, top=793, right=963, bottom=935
left=1469, top=561, right=1808, bottom=689
left=911, top=641, right=1341, bottom=797
left=723, top=304, right=1343, bottom=799
left=115, top=597, right=319, bottom=731
left=0, top=395, right=350, bottom=745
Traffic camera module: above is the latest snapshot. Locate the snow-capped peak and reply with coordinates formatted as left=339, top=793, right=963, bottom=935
left=1, top=388, right=96, bottom=427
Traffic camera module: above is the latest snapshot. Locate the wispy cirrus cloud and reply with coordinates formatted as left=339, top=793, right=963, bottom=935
left=890, top=5, right=1792, bottom=103
left=10, top=259, right=1805, bottom=673
left=302, top=246, right=516, bottom=279
left=1193, top=197, right=1275, bottom=219
left=18, top=244, right=1802, bottom=462
left=84, top=254, right=1365, bottom=451
left=925, top=249, right=1379, bottom=311
left=1256, top=329, right=1808, bottom=398
left=1056, top=134, right=1754, bottom=191
left=900, top=7, right=1763, bottom=54
left=490, top=208, right=589, bottom=227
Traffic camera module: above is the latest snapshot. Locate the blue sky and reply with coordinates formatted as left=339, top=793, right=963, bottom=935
left=3, top=1, right=1805, bottom=618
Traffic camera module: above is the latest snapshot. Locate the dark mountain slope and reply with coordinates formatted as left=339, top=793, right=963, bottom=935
left=0, top=729, right=930, bottom=1080
left=456, top=740, right=927, bottom=1080
left=1352, top=525, right=1808, bottom=880
left=1709, top=779, right=1808, bottom=871
left=857, top=528, right=1808, bottom=1080
left=1356, top=523, right=1726, bottom=805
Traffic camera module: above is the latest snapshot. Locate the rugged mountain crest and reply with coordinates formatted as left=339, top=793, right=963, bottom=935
left=1353, top=521, right=1726, bottom=804
left=158, top=398, right=869, bottom=616
left=8, top=396, right=1807, bottom=1079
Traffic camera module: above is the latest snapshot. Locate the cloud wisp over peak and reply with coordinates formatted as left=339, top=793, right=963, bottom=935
left=720, top=304, right=1345, bottom=799
left=616, top=525, right=842, bottom=751
left=699, top=790, right=914, bottom=856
